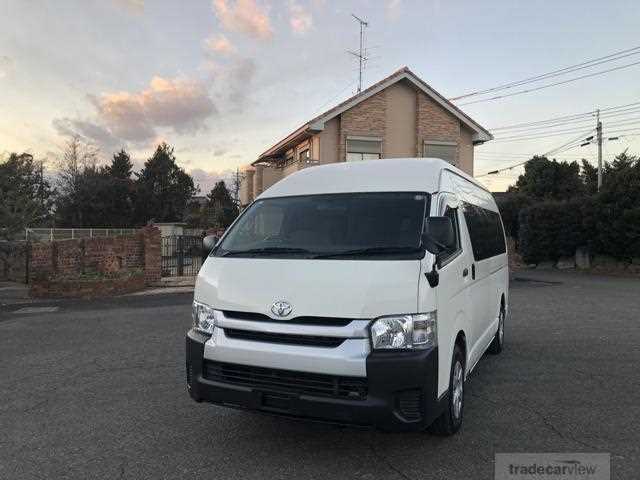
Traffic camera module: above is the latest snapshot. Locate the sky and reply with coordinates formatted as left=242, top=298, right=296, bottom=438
left=1, top=0, right=639, bottom=192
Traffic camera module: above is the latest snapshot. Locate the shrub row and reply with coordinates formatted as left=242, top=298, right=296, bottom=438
left=516, top=198, right=640, bottom=264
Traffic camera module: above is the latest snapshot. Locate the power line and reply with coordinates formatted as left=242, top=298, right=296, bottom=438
left=490, top=101, right=640, bottom=131
left=476, top=129, right=595, bottom=177
left=456, top=60, right=640, bottom=106
left=450, top=45, right=640, bottom=101
left=492, top=126, right=600, bottom=143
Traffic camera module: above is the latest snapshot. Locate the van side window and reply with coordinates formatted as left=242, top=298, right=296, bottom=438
left=439, top=206, right=462, bottom=265
left=462, top=203, right=506, bottom=261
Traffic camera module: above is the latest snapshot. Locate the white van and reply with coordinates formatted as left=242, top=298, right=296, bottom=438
left=187, top=158, right=508, bottom=434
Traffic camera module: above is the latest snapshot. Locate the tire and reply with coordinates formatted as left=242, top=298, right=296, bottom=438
left=488, top=303, right=505, bottom=355
left=428, top=344, right=465, bottom=436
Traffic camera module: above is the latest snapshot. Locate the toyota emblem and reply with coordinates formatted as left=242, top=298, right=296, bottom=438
left=271, top=300, right=293, bottom=318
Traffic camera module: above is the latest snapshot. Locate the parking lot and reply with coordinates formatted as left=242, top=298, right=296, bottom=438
left=1, top=271, right=638, bottom=479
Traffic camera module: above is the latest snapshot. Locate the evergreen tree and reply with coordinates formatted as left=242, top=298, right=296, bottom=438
left=206, top=180, right=238, bottom=229
left=509, top=156, right=585, bottom=200
left=133, top=143, right=197, bottom=223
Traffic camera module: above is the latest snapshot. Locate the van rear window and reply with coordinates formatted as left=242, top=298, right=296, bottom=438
left=462, top=203, right=506, bottom=261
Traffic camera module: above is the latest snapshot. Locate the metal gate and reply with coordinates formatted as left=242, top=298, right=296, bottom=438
left=161, top=235, right=204, bottom=277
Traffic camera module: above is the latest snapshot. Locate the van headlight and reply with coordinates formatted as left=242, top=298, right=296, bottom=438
left=370, top=312, right=437, bottom=350
left=192, top=301, right=219, bottom=335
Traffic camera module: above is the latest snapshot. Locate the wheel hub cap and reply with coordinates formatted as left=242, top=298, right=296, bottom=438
left=452, top=361, right=463, bottom=419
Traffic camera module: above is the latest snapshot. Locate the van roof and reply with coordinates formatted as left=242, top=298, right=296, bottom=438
left=258, top=158, right=489, bottom=199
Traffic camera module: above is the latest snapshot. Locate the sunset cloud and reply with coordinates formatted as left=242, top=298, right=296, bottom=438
left=90, top=76, right=217, bottom=142
left=212, top=0, right=272, bottom=40
left=204, top=34, right=235, bottom=55
left=289, top=2, right=312, bottom=34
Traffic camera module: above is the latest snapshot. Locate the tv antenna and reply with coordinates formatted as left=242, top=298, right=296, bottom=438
left=348, top=14, right=369, bottom=93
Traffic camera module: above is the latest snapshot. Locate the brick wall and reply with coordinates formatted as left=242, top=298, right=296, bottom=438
left=339, top=89, right=387, bottom=160
left=141, top=225, right=161, bottom=285
left=22, top=225, right=161, bottom=286
left=416, top=91, right=461, bottom=161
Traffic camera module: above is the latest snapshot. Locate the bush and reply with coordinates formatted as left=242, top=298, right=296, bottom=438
left=518, top=199, right=586, bottom=264
left=495, top=193, right=533, bottom=243
left=585, top=157, right=640, bottom=261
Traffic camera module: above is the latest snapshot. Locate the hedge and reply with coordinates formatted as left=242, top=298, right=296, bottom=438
left=518, top=199, right=586, bottom=264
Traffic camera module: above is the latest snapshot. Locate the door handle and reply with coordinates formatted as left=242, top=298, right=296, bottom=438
left=462, top=268, right=469, bottom=277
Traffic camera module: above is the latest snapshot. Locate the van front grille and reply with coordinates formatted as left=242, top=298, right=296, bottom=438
left=202, top=361, right=368, bottom=400
left=222, top=310, right=354, bottom=327
left=224, top=328, right=345, bottom=348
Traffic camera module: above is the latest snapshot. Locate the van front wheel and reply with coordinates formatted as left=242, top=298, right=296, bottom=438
left=428, top=344, right=465, bottom=436
left=488, top=305, right=505, bottom=354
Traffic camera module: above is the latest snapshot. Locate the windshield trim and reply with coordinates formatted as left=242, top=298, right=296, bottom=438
left=211, top=191, right=430, bottom=261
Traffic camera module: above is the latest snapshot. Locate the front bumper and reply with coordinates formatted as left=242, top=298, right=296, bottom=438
left=186, top=329, right=445, bottom=431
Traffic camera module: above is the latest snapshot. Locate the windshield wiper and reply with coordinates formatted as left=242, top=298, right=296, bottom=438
left=313, top=246, right=423, bottom=259
left=219, top=247, right=313, bottom=257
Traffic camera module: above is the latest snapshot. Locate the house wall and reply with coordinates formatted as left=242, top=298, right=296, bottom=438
left=239, top=169, right=255, bottom=206
left=385, top=81, right=417, bottom=158
left=416, top=90, right=461, bottom=161
left=319, top=118, right=339, bottom=165
left=339, top=89, right=386, bottom=160
left=459, top=126, right=474, bottom=175
left=260, top=165, right=282, bottom=192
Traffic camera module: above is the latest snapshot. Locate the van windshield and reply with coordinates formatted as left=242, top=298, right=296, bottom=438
left=214, top=192, right=429, bottom=259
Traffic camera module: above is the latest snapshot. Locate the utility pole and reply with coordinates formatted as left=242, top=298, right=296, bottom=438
left=596, top=109, right=603, bottom=192
left=348, top=14, right=368, bottom=93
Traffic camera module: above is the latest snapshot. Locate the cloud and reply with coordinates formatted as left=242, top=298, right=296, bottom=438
left=213, top=0, right=272, bottom=39
left=189, top=167, right=234, bottom=194
left=52, top=117, right=121, bottom=151
left=385, top=0, right=402, bottom=20
left=90, top=76, right=217, bottom=142
left=112, top=0, right=144, bottom=14
left=218, top=58, right=256, bottom=112
left=289, top=2, right=312, bottom=34
left=0, top=56, right=14, bottom=79
left=204, top=34, right=235, bottom=55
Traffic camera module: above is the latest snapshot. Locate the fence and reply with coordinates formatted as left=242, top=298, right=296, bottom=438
left=161, top=235, right=204, bottom=277
left=26, top=228, right=139, bottom=242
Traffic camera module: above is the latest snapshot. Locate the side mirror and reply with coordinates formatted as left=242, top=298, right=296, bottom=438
left=203, top=235, right=219, bottom=252
left=422, top=216, right=455, bottom=255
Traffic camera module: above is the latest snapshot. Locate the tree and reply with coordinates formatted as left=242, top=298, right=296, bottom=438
left=509, top=156, right=585, bottom=200
left=229, top=168, right=245, bottom=208
left=54, top=137, right=111, bottom=227
left=106, top=149, right=133, bottom=179
left=206, top=181, right=238, bottom=229
left=584, top=151, right=640, bottom=259
left=0, top=152, right=54, bottom=273
left=102, top=149, right=134, bottom=226
left=581, top=159, right=598, bottom=194
left=133, top=143, right=197, bottom=223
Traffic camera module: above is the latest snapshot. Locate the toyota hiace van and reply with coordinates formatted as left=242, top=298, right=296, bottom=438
left=186, top=158, right=508, bottom=434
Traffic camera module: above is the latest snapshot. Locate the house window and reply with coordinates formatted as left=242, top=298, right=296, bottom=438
left=346, top=137, right=382, bottom=162
left=423, top=141, right=457, bottom=165
left=285, top=152, right=294, bottom=165
left=298, top=149, right=310, bottom=162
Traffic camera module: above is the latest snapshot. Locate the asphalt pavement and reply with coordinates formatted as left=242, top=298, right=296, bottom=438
left=1, top=271, right=638, bottom=479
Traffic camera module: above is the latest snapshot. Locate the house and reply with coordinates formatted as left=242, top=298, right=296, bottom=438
left=240, top=66, right=492, bottom=206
